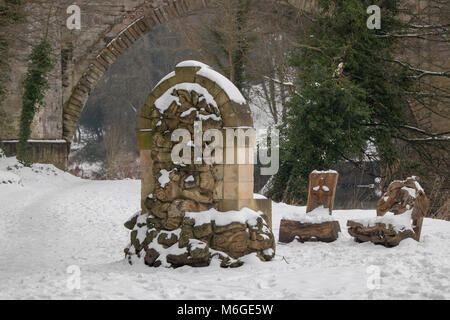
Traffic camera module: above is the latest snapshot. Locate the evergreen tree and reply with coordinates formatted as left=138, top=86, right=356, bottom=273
left=267, top=0, right=417, bottom=203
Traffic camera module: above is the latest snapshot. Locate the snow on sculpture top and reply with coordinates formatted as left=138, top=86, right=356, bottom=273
left=174, top=61, right=246, bottom=105
left=153, top=60, right=247, bottom=108
left=154, top=83, right=220, bottom=114
left=175, top=61, right=247, bottom=105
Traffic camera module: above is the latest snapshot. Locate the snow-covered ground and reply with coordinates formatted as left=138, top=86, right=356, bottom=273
left=0, top=155, right=449, bottom=300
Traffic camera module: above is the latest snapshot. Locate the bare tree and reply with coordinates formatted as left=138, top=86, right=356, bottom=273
left=384, top=0, right=450, bottom=214
left=168, top=0, right=307, bottom=126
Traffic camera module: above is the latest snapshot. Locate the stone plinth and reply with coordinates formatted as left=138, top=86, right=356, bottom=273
left=125, top=207, right=275, bottom=268
left=219, top=198, right=272, bottom=230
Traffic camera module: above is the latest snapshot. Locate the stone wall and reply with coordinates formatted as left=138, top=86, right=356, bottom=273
left=1, top=2, right=64, bottom=140
left=1, top=141, right=69, bottom=170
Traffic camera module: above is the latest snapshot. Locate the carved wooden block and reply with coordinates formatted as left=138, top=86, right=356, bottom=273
left=306, top=170, right=339, bottom=215
left=347, top=220, right=415, bottom=247
left=279, top=219, right=341, bottom=243
left=278, top=170, right=340, bottom=244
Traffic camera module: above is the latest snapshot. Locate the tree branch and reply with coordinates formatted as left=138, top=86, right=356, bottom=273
left=392, top=59, right=450, bottom=78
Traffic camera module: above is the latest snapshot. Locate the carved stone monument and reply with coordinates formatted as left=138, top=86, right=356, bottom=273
left=347, top=176, right=430, bottom=247
left=279, top=170, right=341, bottom=243
left=124, top=61, right=275, bottom=267
left=306, top=170, right=339, bottom=214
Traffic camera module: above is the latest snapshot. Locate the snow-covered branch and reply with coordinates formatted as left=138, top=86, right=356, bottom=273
left=409, top=23, right=450, bottom=29
left=263, top=76, right=304, bottom=100
left=392, top=60, right=450, bottom=79
left=376, top=32, right=447, bottom=39
left=399, top=125, right=450, bottom=138
left=404, top=136, right=450, bottom=142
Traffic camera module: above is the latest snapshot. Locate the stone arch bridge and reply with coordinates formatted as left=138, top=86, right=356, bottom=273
left=1, top=0, right=314, bottom=169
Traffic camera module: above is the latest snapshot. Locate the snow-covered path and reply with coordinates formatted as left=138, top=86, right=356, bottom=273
left=0, top=157, right=449, bottom=299
left=0, top=159, right=139, bottom=289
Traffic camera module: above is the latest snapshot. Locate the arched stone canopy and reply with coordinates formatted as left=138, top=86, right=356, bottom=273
left=138, top=61, right=253, bottom=132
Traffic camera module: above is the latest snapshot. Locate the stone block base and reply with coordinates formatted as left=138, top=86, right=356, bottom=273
left=124, top=208, right=276, bottom=268
left=347, top=220, right=416, bottom=247
left=279, top=219, right=341, bottom=243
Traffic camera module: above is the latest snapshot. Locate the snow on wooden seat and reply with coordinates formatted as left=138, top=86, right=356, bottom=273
left=279, top=170, right=341, bottom=243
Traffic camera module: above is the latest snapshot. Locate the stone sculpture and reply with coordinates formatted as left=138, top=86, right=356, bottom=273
left=124, top=61, right=275, bottom=267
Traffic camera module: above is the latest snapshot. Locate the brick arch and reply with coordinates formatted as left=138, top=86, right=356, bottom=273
left=62, top=0, right=313, bottom=142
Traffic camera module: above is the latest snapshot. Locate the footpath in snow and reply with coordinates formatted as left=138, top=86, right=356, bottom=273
left=0, top=156, right=449, bottom=299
